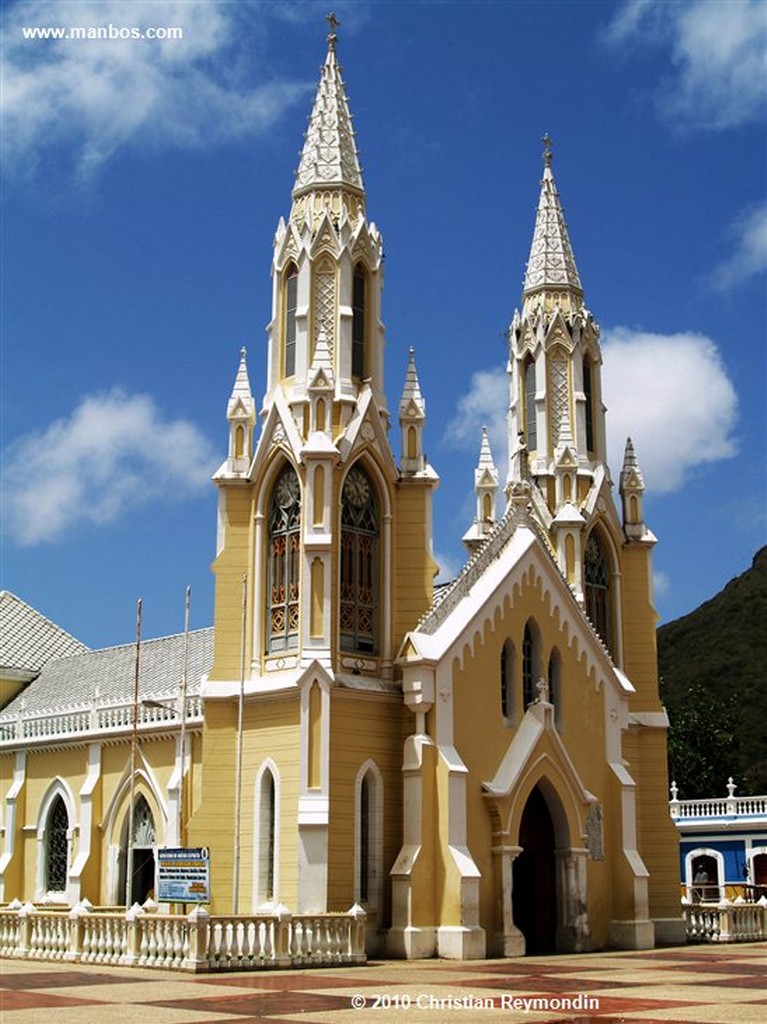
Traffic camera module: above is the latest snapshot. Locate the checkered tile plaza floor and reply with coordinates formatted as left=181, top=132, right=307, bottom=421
left=1, top=943, right=765, bottom=1023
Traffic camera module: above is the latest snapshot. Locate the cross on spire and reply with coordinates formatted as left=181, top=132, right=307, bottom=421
left=542, top=132, right=553, bottom=169
left=326, top=11, right=340, bottom=49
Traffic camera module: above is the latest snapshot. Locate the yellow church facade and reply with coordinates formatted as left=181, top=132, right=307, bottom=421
left=0, top=28, right=684, bottom=958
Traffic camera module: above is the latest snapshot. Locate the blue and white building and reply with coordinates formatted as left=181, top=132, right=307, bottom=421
left=670, top=779, right=767, bottom=902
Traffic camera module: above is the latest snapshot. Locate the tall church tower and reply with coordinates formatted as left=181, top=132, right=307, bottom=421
left=504, top=138, right=680, bottom=935
left=194, top=21, right=438, bottom=926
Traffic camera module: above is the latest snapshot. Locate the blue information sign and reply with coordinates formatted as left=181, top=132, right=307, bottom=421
left=157, top=847, right=210, bottom=904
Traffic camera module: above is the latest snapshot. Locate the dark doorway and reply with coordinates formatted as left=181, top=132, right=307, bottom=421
left=513, top=786, right=557, bottom=953
left=691, top=854, right=718, bottom=902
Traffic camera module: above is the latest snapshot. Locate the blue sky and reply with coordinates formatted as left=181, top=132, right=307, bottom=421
left=2, top=0, right=765, bottom=649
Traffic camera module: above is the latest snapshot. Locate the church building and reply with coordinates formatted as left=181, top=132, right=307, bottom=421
left=0, top=26, right=684, bottom=958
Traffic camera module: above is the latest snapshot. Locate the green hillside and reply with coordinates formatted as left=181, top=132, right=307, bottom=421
left=658, top=547, right=767, bottom=799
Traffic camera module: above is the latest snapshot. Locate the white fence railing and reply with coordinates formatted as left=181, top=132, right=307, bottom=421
left=0, top=900, right=366, bottom=971
left=683, top=897, right=767, bottom=943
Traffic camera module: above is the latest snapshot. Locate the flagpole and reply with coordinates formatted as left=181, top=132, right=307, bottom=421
left=126, top=597, right=142, bottom=906
left=232, top=573, right=247, bottom=914
left=178, top=586, right=191, bottom=846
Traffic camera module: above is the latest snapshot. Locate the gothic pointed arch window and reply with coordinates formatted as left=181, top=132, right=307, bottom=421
left=45, top=795, right=69, bottom=893
left=352, top=263, right=366, bottom=379
left=268, top=464, right=301, bottom=652
left=524, top=357, right=537, bottom=451
left=522, top=619, right=541, bottom=708
left=340, top=464, right=378, bottom=654
left=355, top=761, right=383, bottom=910
left=284, top=263, right=298, bottom=377
left=500, top=639, right=515, bottom=720
left=583, top=356, right=595, bottom=453
left=584, top=531, right=612, bottom=653
left=257, top=767, right=277, bottom=905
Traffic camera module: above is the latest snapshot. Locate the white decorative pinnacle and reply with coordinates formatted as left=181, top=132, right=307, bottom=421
left=227, top=346, right=254, bottom=419
left=399, top=347, right=425, bottom=418
left=620, top=436, right=645, bottom=490
left=293, top=28, right=364, bottom=198
left=308, top=329, right=335, bottom=386
left=475, top=427, right=499, bottom=487
left=523, top=135, right=582, bottom=296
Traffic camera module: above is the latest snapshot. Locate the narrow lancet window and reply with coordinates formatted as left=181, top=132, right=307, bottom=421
left=258, top=768, right=276, bottom=903
left=340, top=465, right=378, bottom=654
left=284, top=264, right=298, bottom=377
left=352, top=264, right=366, bottom=379
left=524, top=357, right=537, bottom=451
left=583, top=357, right=595, bottom=453
left=268, top=465, right=301, bottom=652
left=46, top=795, right=69, bottom=892
left=500, top=639, right=514, bottom=719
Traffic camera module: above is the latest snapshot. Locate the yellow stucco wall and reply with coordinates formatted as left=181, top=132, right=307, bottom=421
left=326, top=690, right=406, bottom=921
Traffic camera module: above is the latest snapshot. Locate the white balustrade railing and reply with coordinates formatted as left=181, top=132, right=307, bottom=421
left=684, top=897, right=767, bottom=943
left=0, top=900, right=366, bottom=971
left=0, top=695, right=204, bottom=747
left=670, top=794, right=767, bottom=820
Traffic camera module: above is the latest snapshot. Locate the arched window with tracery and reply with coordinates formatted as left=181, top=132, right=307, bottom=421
left=268, top=464, right=301, bottom=652
left=284, top=263, right=298, bottom=377
left=584, top=532, right=612, bottom=653
left=352, top=263, right=366, bottom=379
left=45, top=795, right=69, bottom=893
left=340, top=465, right=378, bottom=654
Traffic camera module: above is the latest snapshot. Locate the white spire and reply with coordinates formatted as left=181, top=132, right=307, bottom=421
left=620, top=436, right=645, bottom=491
left=293, top=19, right=364, bottom=201
left=475, top=426, right=498, bottom=488
left=523, top=134, right=582, bottom=296
left=399, top=346, right=425, bottom=418
left=227, top=346, right=254, bottom=420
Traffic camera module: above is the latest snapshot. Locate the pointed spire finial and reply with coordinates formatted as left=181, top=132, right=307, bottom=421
left=326, top=12, right=340, bottom=52
left=542, top=132, right=553, bottom=170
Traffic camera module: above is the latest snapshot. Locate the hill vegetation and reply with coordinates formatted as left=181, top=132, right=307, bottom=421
left=657, top=547, right=767, bottom=799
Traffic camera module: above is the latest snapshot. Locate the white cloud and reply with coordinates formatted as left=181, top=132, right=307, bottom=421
left=1, top=1, right=311, bottom=181
left=2, top=390, right=218, bottom=545
left=444, top=329, right=738, bottom=497
left=442, top=368, right=508, bottom=466
left=604, top=0, right=767, bottom=130
left=711, top=200, right=767, bottom=290
left=654, top=570, right=671, bottom=595
left=602, top=328, right=737, bottom=492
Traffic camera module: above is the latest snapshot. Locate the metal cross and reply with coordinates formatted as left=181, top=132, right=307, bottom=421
left=542, top=132, right=553, bottom=168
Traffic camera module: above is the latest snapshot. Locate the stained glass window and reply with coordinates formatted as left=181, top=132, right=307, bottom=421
left=584, top=533, right=612, bottom=653
left=133, top=795, right=156, bottom=846
left=46, top=795, right=68, bottom=892
left=340, top=466, right=378, bottom=654
left=268, top=465, right=301, bottom=652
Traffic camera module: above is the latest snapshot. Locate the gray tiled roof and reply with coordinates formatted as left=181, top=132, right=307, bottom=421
left=0, top=591, right=90, bottom=672
left=0, top=627, right=214, bottom=718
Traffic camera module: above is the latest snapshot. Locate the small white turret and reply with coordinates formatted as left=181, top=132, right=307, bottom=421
left=462, top=427, right=499, bottom=555
left=620, top=436, right=650, bottom=540
left=399, top=347, right=426, bottom=475
left=225, top=347, right=255, bottom=476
